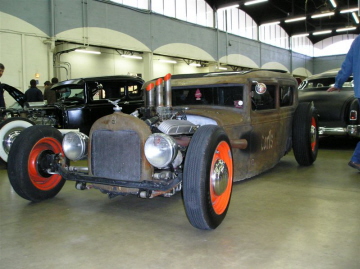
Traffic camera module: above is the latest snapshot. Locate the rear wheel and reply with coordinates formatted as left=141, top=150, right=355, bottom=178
left=0, top=117, right=35, bottom=162
left=183, top=125, right=233, bottom=230
left=293, top=102, right=319, bottom=166
left=7, top=125, right=65, bottom=202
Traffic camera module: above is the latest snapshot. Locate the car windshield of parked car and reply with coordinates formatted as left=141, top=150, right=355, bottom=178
left=172, top=84, right=244, bottom=108
left=299, top=77, right=354, bottom=91
left=56, top=87, right=84, bottom=102
left=89, top=80, right=143, bottom=101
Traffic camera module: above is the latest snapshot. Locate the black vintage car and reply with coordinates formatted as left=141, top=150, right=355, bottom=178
left=298, top=70, right=360, bottom=137
left=0, top=75, right=144, bottom=161
left=7, top=71, right=318, bottom=230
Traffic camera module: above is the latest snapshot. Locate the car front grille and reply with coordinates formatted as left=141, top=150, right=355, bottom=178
left=91, top=129, right=141, bottom=181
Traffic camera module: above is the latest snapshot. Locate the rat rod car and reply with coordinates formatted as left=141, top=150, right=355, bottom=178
left=7, top=70, right=318, bottom=230
left=298, top=70, right=359, bottom=137
left=0, top=75, right=144, bottom=162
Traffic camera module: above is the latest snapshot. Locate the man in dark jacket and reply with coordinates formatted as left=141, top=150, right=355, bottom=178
left=25, top=79, right=43, bottom=102
left=44, top=77, right=58, bottom=104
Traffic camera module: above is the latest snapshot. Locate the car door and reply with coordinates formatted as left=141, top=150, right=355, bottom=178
left=247, top=79, right=281, bottom=178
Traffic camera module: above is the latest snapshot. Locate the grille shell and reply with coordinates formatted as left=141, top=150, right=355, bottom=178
left=91, top=129, right=141, bottom=181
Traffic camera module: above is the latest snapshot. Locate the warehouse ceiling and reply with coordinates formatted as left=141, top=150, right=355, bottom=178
left=204, top=0, right=359, bottom=43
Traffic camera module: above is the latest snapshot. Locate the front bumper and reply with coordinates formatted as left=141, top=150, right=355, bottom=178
left=57, top=164, right=182, bottom=192
left=318, top=125, right=360, bottom=137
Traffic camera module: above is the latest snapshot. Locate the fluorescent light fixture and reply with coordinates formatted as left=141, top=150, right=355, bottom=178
left=189, top=63, right=201, bottom=67
left=75, top=49, right=101, bottom=54
left=311, top=12, right=334, bottom=19
left=217, top=4, right=239, bottom=11
left=217, top=66, right=227, bottom=70
left=261, top=21, right=280, bottom=26
left=244, top=0, right=268, bottom=6
left=292, top=33, right=309, bottom=38
left=329, top=0, right=337, bottom=8
left=352, top=12, right=359, bottom=24
left=340, top=7, right=358, bottom=13
left=285, top=16, right=306, bottom=23
left=121, top=55, right=143, bottom=59
left=159, top=59, right=177, bottom=64
left=313, top=30, right=332, bottom=35
left=336, top=27, right=357, bottom=32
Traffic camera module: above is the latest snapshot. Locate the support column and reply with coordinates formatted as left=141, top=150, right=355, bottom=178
left=143, top=52, right=153, bottom=81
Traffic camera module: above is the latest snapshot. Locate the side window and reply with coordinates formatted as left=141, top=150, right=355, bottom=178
left=172, top=85, right=243, bottom=108
left=279, top=86, right=293, bottom=107
left=251, top=85, right=276, bottom=110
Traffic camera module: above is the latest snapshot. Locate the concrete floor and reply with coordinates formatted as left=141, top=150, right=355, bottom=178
left=0, top=137, right=359, bottom=269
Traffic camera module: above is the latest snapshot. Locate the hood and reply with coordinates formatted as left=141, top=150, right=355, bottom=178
left=2, top=84, right=26, bottom=107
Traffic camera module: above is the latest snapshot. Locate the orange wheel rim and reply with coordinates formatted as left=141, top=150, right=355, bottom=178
left=28, top=137, right=63, bottom=191
left=310, top=117, right=317, bottom=152
left=210, top=141, right=233, bottom=215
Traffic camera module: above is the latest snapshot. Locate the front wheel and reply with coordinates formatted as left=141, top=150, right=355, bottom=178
left=0, top=117, right=35, bottom=162
left=183, top=125, right=233, bottom=230
left=292, top=102, right=319, bottom=166
left=7, top=125, right=66, bottom=202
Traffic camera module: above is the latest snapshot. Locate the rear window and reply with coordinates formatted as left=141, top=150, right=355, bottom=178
left=172, top=84, right=244, bottom=108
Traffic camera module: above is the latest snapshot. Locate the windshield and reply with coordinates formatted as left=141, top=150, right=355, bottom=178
left=55, top=87, right=84, bottom=102
left=172, top=84, right=244, bottom=108
left=299, top=76, right=353, bottom=91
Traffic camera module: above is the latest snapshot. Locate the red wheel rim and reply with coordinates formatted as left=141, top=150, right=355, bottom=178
left=210, top=141, right=233, bottom=215
left=28, top=137, right=63, bottom=191
left=310, top=116, right=317, bottom=152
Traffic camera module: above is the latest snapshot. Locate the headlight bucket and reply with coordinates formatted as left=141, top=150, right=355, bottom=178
left=144, top=133, right=178, bottom=168
left=62, top=132, right=89, bottom=161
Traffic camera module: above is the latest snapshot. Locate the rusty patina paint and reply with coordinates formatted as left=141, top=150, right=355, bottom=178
left=89, top=111, right=153, bottom=181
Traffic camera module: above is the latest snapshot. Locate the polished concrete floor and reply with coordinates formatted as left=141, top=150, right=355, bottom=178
left=0, top=137, right=359, bottom=269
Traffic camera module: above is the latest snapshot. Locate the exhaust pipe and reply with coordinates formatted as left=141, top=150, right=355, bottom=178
left=164, top=73, right=172, bottom=107
left=155, top=78, right=164, bottom=107
left=146, top=82, right=155, bottom=108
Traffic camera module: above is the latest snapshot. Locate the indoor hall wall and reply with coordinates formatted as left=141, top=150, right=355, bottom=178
left=0, top=11, right=50, bottom=106
left=291, top=52, right=313, bottom=78
left=1, top=0, right=319, bottom=84
left=313, top=55, right=346, bottom=75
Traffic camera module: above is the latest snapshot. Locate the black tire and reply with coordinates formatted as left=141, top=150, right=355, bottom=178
left=7, top=125, right=66, bottom=202
left=183, top=125, right=233, bottom=230
left=293, top=102, right=319, bottom=166
left=0, top=117, right=35, bottom=162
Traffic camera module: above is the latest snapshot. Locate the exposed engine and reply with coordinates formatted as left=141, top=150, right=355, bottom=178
left=27, top=109, right=58, bottom=126
left=138, top=73, right=197, bottom=136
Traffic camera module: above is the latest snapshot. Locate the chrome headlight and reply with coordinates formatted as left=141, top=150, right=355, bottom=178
left=62, top=132, right=89, bottom=161
left=144, top=133, right=178, bottom=168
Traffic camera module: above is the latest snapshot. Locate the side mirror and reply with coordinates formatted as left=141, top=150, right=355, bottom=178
left=253, top=81, right=267, bottom=94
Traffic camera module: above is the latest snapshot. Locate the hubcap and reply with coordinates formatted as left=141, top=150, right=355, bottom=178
left=310, top=117, right=317, bottom=152
left=210, top=141, right=233, bottom=215
left=3, top=129, right=23, bottom=154
left=211, top=159, right=229, bottom=196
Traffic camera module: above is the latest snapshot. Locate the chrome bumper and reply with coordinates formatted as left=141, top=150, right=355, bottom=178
left=319, top=125, right=360, bottom=137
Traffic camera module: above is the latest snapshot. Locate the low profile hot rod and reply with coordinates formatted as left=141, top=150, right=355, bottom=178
left=7, top=71, right=318, bottom=230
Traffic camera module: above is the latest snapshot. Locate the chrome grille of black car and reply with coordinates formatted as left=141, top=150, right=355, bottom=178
left=91, top=129, right=141, bottom=181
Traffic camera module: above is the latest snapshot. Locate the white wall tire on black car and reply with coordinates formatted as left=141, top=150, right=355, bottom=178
left=0, top=118, right=35, bottom=162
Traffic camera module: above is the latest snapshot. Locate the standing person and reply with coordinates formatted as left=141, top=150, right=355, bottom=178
left=25, top=79, right=43, bottom=102
left=327, top=35, right=360, bottom=171
left=44, top=77, right=58, bottom=104
left=0, top=63, right=6, bottom=108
